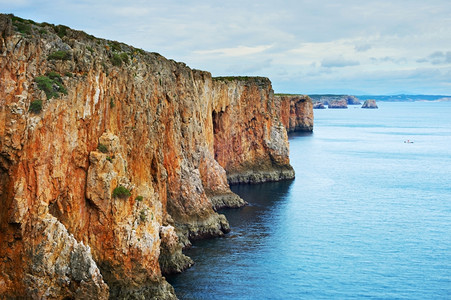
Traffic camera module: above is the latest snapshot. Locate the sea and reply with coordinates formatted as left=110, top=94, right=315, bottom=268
left=168, top=101, right=451, bottom=299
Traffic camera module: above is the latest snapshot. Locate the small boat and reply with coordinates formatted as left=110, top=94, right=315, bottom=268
left=404, top=140, right=414, bottom=143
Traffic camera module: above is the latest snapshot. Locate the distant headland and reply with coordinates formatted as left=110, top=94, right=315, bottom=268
left=310, top=94, right=451, bottom=109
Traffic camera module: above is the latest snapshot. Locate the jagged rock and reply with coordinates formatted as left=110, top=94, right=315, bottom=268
left=328, top=99, right=348, bottom=109
left=159, top=225, right=194, bottom=275
left=11, top=214, right=109, bottom=299
left=313, top=102, right=326, bottom=109
left=346, top=95, right=361, bottom=105
left=362, top=99, right=378, bottom=109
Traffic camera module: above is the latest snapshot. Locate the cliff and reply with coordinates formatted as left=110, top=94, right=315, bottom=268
left=275, top=95, right=313, bottom=133
left=0, top=15, right=306, bottom=298
left=309, top=94, right=360, bottom=105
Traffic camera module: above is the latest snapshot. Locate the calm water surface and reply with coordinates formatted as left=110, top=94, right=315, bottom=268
left=168, top=102, right=451, bottom=299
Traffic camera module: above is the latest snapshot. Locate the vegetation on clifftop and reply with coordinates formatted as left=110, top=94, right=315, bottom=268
left=274, top=93, right=303, bottom=96
left=213, top=76, right=269, bottom=82
left=8, top=14, right=147, bottom=73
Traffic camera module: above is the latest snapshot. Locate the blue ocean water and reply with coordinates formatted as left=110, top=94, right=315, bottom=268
left=168, top=102, right=451, bottom=299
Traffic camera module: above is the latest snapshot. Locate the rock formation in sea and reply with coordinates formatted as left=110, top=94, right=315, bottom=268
left=309, top=94, right=359, bottom=106
left=328, top=99, right=348, bottom=109
left=361, top=99, right=378, bottom=109
left=345, top=95, right=361, bottom=105
left=0, top=15, right=312, bottom=298
left=313, top=102, right=326, bottom=109
left=275, top=95, right=313, bottom=132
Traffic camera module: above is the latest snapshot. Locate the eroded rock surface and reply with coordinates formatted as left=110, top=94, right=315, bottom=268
left=276, top=95, right=314, bottom=132
left=211, top=78, right=296, bottom=184
left=0, top=14, right=311, bottom=298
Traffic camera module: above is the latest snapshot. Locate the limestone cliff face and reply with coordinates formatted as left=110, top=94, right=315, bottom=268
left=211, top=78, right=295, bottom=184
left=0, top=15, right=298, bottom=298
left=276, top=95, right=314, bottom=133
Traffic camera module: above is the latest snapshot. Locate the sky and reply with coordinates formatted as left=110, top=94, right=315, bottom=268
left=2, top=0, right=451, bottom=95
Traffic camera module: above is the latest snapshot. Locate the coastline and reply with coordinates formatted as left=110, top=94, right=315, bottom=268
left=0, top=14, right=313, bottom=299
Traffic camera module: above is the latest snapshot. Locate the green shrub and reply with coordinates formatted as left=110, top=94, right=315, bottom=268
left=134, top=48, right=145, bottom=55
left=120, top=53, right=129, bottom=64
left=213, top=76, right=253, bottom=82
left=54, top=25, right=69, bottom=38
left=110, top=98, right=115, bottom=108
left=47, top=71, right=60, bottom=80
left=106, top=156, right=113, bottom=162
left=111, top=53, right=122, bottom=67
left=11, top=16, right=33, bottom=35
left=34, top=73, right=67, bottom=99
left=48, top=50, right=71, bottom=61
left=35, top=76, right=54, bottom=98
left=97, top=144, right=108, bottom=153
left=29, top=100, right=43, bottom=114
left=135, top=195, right=143, bottom=202
left=139, top=209, right=147, bottom=222
left=108, top=41, right=122, bottom=52
left=15, top=22, right=32, bottom=35
left=112, top=186, right=131, bottom=199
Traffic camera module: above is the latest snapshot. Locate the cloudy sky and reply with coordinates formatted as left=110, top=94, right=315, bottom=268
left=3, top=0, right=451, bottom=95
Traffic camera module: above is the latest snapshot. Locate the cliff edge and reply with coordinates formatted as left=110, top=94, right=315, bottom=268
left=0, top=15, right=310, bottom=298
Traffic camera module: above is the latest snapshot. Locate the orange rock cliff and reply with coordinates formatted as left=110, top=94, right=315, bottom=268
left=0, top=15, right=313, bottom=298
left=276, top=94, right=314, bottom=133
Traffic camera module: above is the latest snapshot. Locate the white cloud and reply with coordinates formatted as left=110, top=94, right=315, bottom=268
left=416, top=51, right=451, bottom=65
left=4, top=0, right=451, bottom=94
left=355, top=44, right=372, bottom=52
left=110, top=6, right=150, bottom=17
left=321, top=56, right=360, bottom=68
left=194, top=45, right=273, bottom=57
left=0, top=0, right=30, bottom=6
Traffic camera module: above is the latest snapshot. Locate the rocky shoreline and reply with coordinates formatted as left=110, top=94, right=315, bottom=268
left=0, top=14, right=313, bottom=299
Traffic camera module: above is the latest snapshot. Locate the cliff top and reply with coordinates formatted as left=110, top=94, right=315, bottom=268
left=275, top=93, right=305, bottom=96
left=1, top=14, right=213, bottom=76
left=213, top=76, right=271, bottom=86
left=3, top=14, right=143, bottom=53
left=274, top=94, right=312, bottom=103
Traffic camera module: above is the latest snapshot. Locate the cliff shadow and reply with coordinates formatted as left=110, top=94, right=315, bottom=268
left=288, top=131, right=314, bottom=139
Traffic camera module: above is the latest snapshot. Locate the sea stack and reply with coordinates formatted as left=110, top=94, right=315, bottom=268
left=361, top=99, right=378, bottom=109
left=345, top=95, right=361, bottom=105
